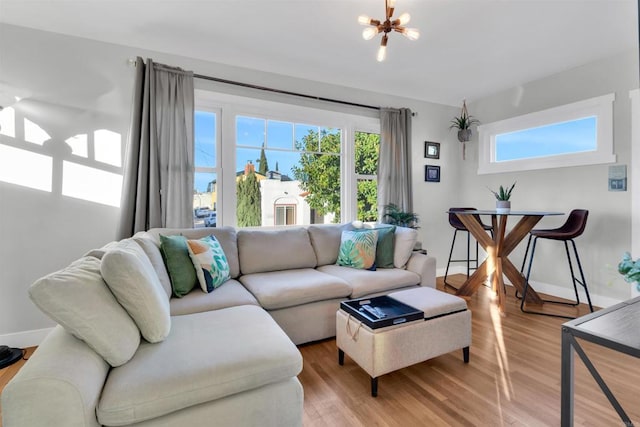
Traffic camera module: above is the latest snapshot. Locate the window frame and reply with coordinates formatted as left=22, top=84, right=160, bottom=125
left=477, top=93, right=616, bottom=175
left=195, top=90, right=379, bottom=227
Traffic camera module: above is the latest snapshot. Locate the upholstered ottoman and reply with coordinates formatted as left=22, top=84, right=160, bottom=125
left=336, top=287, right=471, bottom=396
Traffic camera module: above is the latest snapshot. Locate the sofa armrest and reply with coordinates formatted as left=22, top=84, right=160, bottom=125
left=1, top=326, right=109, bottom=427
left=405, top=252, right=437, bottom=288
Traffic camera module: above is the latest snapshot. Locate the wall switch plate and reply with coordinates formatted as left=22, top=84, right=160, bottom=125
left=608, top=164, right=627, bottom=191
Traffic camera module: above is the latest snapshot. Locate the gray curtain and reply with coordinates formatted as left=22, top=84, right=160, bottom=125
left=377, top=107, right=413, bottom=218
left=117, top=57, right=194, bottom=239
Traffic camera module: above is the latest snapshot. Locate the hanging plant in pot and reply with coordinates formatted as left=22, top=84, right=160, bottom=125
left=489, top=182, right=516, bottom=213
left=449, top=100, right=480, bottom=160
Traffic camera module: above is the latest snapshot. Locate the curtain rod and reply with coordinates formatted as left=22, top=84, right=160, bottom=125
left=193, top=73, right=381, bottom=111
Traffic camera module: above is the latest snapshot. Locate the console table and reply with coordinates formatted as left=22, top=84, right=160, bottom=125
left=448, top=210, right=563, bottom=314
left=561, top=296, right=640, bottom=426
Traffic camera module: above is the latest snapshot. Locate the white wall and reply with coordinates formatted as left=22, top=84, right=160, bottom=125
left=464, top=49, right=639, bottom=306
left=0, top=23, right=459, bottom=345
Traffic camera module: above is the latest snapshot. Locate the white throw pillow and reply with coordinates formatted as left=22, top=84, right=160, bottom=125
left=101, top=239, right=171, bottom=343
left=29, top=256, right=140, bottom=367
left=393, top=226, right=418, bottom=268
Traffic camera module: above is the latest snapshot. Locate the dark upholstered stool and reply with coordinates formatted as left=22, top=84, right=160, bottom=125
left=444, top=207, right=493, bottom=289
left=520, top=209, right=593, bottom=318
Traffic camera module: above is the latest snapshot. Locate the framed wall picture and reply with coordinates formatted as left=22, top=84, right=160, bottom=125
left=424, top=141, right=440, bottom=159
left=425, top=165, right=440, bottom=182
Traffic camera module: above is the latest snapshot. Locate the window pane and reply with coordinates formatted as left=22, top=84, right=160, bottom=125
left=237, top=116, right=265, bottom=147
left=267, top=120, right=293, bottom=150
left=357, top=178, right=377, bottom=222
left=193, top=172, right=217, bottom=229
left=275, top=205, right=296, bottom=225
left=495, top=116, right=597, bottom=162
left=195, top=111, right=216, bottom=168
left=320, top=128, right=341, bottom=154
left=355, top=131, right=379, bottom=175
left=295, top=124, right=318, bottom=151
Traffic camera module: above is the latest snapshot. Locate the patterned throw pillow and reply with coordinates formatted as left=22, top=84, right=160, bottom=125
left=336, top=229, right=378, bottom=269
left=187, top=235, right=231, bottom=293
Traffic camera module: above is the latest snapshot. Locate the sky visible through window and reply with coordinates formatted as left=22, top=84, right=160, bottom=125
left=495, top=116, right=597, bottom=162
left=194, top=112, right=341, bottom=192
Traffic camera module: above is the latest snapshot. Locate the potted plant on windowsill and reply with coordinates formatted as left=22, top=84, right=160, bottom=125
left=382, top=203, right=419, bottom=229
left=489, top=182, right=516, bottom=213
left=449, top=100, right=480, bottom=160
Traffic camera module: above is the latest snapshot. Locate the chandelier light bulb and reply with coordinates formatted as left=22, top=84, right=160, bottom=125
left=397, top=12, right=411, bottom=25
left=362, top=27, right=379, bottom=40
left=401, top=28, right=420, bottom=41
left=377, top=35, right=388, bottom=62
left=387, top=0, right=396, bottom=9
left=358, top=15, right=372, bottom=25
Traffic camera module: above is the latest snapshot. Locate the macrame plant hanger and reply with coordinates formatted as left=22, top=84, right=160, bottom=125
left=460, top=100, right=469, bottom=161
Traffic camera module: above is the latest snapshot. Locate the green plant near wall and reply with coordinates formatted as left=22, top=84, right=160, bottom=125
left=381, top=204, right=419, bottom=229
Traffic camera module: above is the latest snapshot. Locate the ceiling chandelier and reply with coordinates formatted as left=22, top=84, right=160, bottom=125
left=358, top=0, right=420, bottom=62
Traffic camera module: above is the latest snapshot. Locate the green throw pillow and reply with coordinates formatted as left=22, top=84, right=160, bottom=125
left=336, top=229, right=378, bottom=269
left=186, top=235, right=231, bottom=293
left=159, top=235, right=197, bottom=298
left=375, top=225, right=396, bottom=268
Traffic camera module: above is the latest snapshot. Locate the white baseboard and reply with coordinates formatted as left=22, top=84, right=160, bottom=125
left=0, top=327, right=54, bottom=349
left=437, top=267, right=624, bottom=308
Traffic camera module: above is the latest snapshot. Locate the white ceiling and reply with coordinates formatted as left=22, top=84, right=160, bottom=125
left=1, top=0, right=637, bottom=106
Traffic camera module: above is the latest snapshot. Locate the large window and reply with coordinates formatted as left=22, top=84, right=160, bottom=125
left=478, top=93, right=615, bottom=174
left=235, top=115, right=341, bottom=227
left=195, top=90, right=379, bottom=228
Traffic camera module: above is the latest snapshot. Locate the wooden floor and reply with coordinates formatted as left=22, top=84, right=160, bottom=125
left=299, top=276, right=640, bottom=426
left=1, top=275, right=638, bottom=426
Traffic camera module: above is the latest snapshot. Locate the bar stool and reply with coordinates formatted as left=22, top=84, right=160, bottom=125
left=444, top=207, right=493, bottom=289
left=520, top=209, right=593, bottom=318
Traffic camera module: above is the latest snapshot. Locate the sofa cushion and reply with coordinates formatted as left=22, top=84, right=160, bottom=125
left=307, top=223, right=348, bottom=266
left=336, top=229, right=378, bottom=270
left=101, top=239, right=171, bottom=343
left=133, top=236, right=173, bottom=299
left=170, top=279, right=260, bottom=316
left=96, top=306, right=302, bottom=426
left=140, top=227, right=240, bottom=279
left=29, top=257, right=140, bottom=367
left=240, top=268, right=351, bottom=310
left=394, top=226, right=418, bottom=268
left=160, top=235, right=198, bottom=297
left=317, top=264, right=420, bottom=298
left=375, top=225, right=396, bottom=268
left=186, top=235, right=231, bottom=293
left=238, top=227, right=317, bottom=274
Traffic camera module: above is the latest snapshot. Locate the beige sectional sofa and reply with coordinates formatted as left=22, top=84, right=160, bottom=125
left=2, top=223, right=436, bottom=427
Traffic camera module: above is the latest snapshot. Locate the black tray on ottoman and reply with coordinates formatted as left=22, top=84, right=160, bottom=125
left=340, top=295, right=424, bottom=329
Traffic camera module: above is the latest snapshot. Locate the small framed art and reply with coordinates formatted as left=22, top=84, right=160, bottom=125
left=425, top=165, right=440, bottom=182
left=424, top=141, right=440, bottom=159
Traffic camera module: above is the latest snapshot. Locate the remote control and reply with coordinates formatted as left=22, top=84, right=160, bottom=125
left=361, top=304, right=387, bottom=318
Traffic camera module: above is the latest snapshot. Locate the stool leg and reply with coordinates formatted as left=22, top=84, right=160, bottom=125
left=564, top=241, right=581, bottom=307
left=371, top=377, right=378, bottom=397
left=520, top=237, right=538, bottom=312
left=444, top=230, right=458, bottom=287
left=520, top=234, right=533, bottom=274
left=569, top=239, right=594, bottom=312
left=338, top=349, right=344, bottom=366
left=466, top=231, right=471, bottom=278
left=463, top=346, right=470, bottom=363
